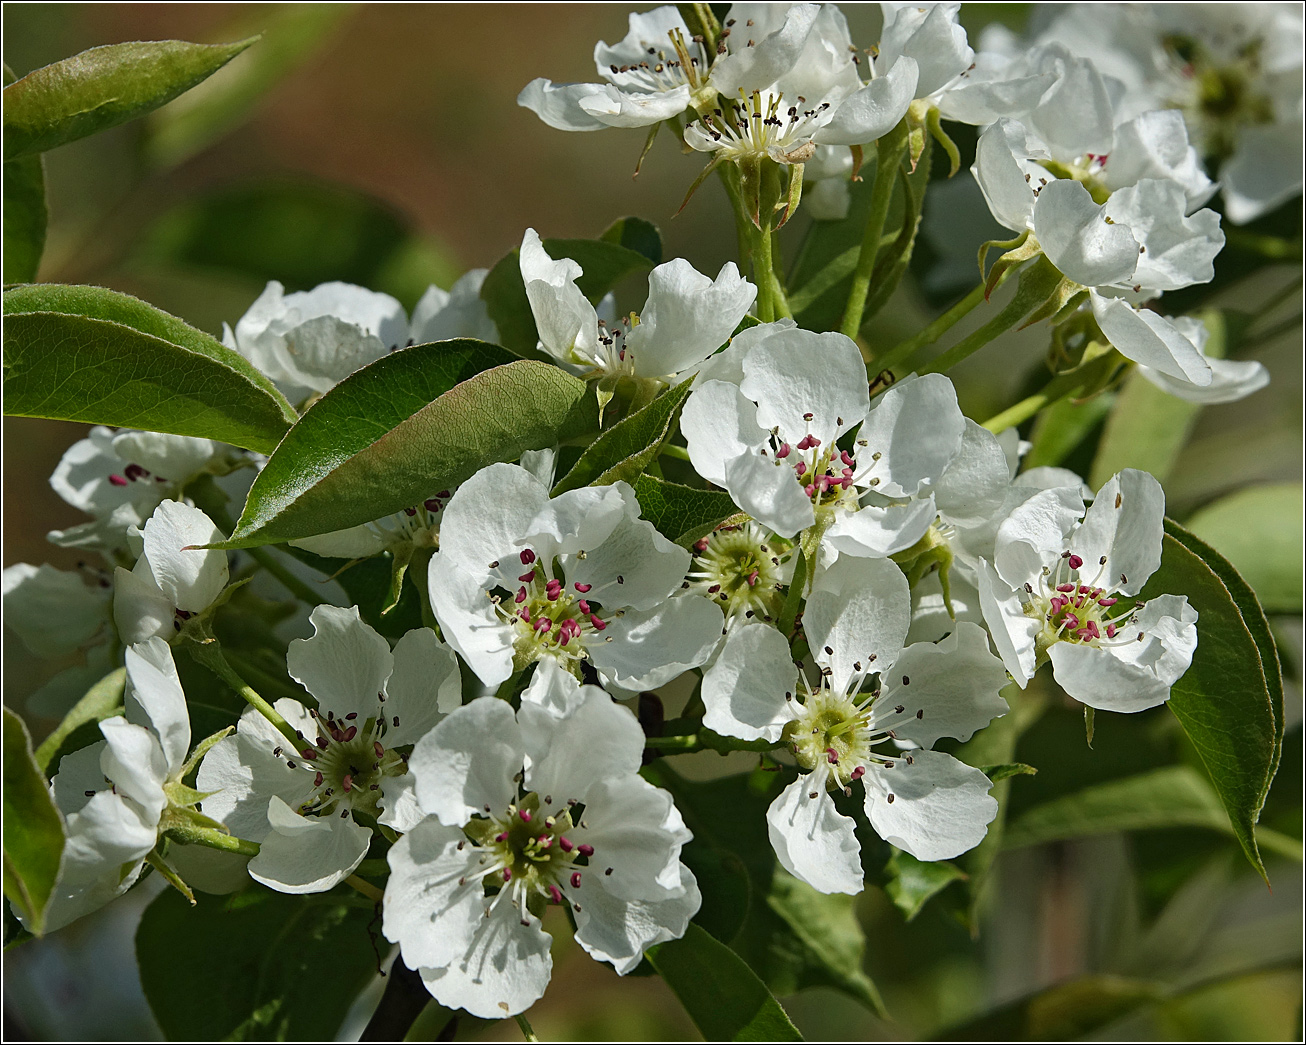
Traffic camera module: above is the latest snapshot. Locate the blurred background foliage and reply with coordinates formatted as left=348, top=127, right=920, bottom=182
left=3, top=3, right=1301, bottom=1041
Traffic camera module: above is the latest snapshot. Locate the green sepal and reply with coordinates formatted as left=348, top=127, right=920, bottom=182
left=382, top=543, right=415, bottom=616
left=977, top=229, right=1030, bottom=283
left=146, top=850, right=195, bottom=906
left=983, top=232, right=1042, bottom=298
left=179, top=726, right=234, bottom=780
left=926, top=104, right=961, bottom=177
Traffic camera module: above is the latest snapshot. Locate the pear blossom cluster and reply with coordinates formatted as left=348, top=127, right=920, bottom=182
left=11, top=0, right=1292, bottom=1028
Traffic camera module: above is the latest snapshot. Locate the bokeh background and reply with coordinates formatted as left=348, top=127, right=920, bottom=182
left=4, top=3, right=1301, bottom=1040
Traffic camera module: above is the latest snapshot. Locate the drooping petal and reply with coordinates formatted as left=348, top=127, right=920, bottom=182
left=593, top=6, right=690, bottom=70
left=577, top=82, right=692, bottom=128
left=112, top=564, right=173, bottom=645
left=124, top=637, right=190, bottom=777
left=766, top=773, right=863, bottom=895
left=417, top=895, right=553, bottom=1020
left=1070, top=469, right=1164, bottom=597
left=572, top=863, right=701, bottom=975
left=383, top=817, right=487, bottom=970
left=140, top=500, right=228, bottom=613
left=589, top=596, right=725, bottom=692
left=266, top=315, right=388, bottom=394
left=816, top=55, right=919, bottom=146
left=410, top=698, right=525, bottom=827
left=874, top=622, right=1009, bottom=747
left=626, top=260, right=756, bottom=380
left=970, top=117, right=1039, bottom=232
left=517, top=78, right=614, bottom=131
left=701, top=622, right=799, bottom=743
left=740, top=327, right=869, bottom=447
left=428, top=557, right=516, bottom=688
left=1138, top=355, right=1269, bottom=404
left=805, top=556, right=912, bottom=692
left=98, top=717, right=168, bottom=821
left=521, top=689, right=645, bottom=814
left=1049, top=594, right=1197, bottom=712
left=976, top=558, right=1037, bottom=685
left=1090, top=295, right=1213, bottom=386
left=383, top=626, right=462, bottom=747
left=51, top=741, right=109, bottom=817
left=854, top=374, right=965, bottom=499
left=287, top=605, right=394, bottom=723
left=520, top=228, right=598, bottom=364
left=1032, top=179, right=1140, bottom=289
left=248, top=796, right=371, bottom=894
left=862, top=749, right=996, bottom=861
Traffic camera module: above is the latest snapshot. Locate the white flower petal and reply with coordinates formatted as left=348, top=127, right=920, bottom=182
left=1222, top=121, right=1304, bottom=224
left=1138, top=355, right=1269, bottom=404
left=566, top=494, right=690, bottom=611
left=524, top=483, right=628, bottom=572
left=287, top=605, right=394, bottom=723
left=248, top=796, right=371, bottom=894
left=702, top=622, right=799, bottom=743
left=816, top=55, right=919, bottom=146
left=384, top=817, right=487, bottom=969
left=876, top=623, right=1009, bottom=747
left=971, top=117, right=1038, bottom=232
left=519, top=658, right=585, bottom=716
left=98, top=717, right=167, bottom=821
left=410, top=698, right=524, bottom=827
left=112, top=564, right=173, bottom=645
left=436, top=462, right=552, bottom=582
left=573, top=864, right=700, bottom=975
left=711, top=2, right=821, bottom=95
left=824, top=497, right=938, bottom=558
left=723, top=448, right=815, bottom=538
left=140, top=500, right=228, bottom=613
left=766, top=774, right=862, bottom=895
left=290, top=524, right=389, bottom=559
left=1025, top=46, right=1116, bottom=162
left=417, top=896, right=553, bottom=1020
left=626, top=261, right=756, bottom=380
left=1033, top=180, right=1140, bottom=289
left=378, top=773, right=427, bottom=833
left=855, top=374, right=965, bottom=498
left=1090, top=295, right=1212, bottom=386
left=410, top=269, right=498, bottom=345
left=1104, top=180, right=1225, bottom=292
left=521, top=688, right=644, bottom=813
left=520, top=228, right=598, bottom=364
left=932, top=419, right=1012, bottom=527
left=682, top=379, right=770, bottom=485
left=51, top=741, right=110, bottom=816
left=976, top=558, right=1038, bottom=685
left=878, top=2, right=972, bottom=97
left=992, top=485, right=1085, bottom=590
left=517, top=78, right=614, bottom=131
left=1070, top=470, right=1164, bottom=597
left=429, top=557, right=516, bottom=688
left=124, top=637, right=190, bottom=777
left=863, top=749, right=996, bottom=861
left=1, top=563, right=109, bottom=657
left=578, top=82, right=692, bottom=128
left=589, top=596, right=724, bottom=692
left=572, top=774, right=691, bottom=901
left=805, top=556, right=911, bottom=691
left=740, top=327, right=869, bottom=448
left=383, top=626, right=461, bottom=747
left=1105, top=109, right=1213, bottom=205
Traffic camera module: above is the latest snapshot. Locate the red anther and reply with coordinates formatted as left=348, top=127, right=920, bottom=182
left=424, top=498, right=442, bottom=512
left=1106, top=623, right=1117, bottom=638
left=534, top=617, right=552, bottom=633
left=300, top=749, right=315, bottom=760
left=374, top=741, right=385, bottom=758
left=1057, top=583, right=1075, bottom=592
left=570, top=872, right=582, bottom=888
left=314, top=771, right=324, bottom=787
left=747, top=569, right=759, bottom=587
left=437, top=491, right=451, bottom=499
left=559, top=837, right=574, bottom=852
left=342, top=774, right=353, bottom=792
left=519, top=809, right=533, bottom=823
left=795, top=461, right=807, bottom=476
left=520, top=549, right=536, bottom=564
left=404, top=507, right=418, bottom=516
left=124, top=463, right=149, bottom=481
left=546, top=581, right=562, bottom=600
left=515, top=587, right=527, bottom=604
left=590, top=615, right=606, bottom=631
left=850, top=765, right=866, bottom=781
left=708, top=584, right=720, bottom=593
left=840, top=450, right=854, bottom=467
left=519, top=608, right=531, bottom=623
left=574, top=582, right=592, bottom=593
left=108, top=474, right=129, bottom=487
left=1098, top=597, right=1117, bottom=607
left=1085, top=620, right=1100, bottom=639
left=795, top=434, right=816, bottom=450
left=1068, top=554, right=1084, bottom=569
left=775, top=442, right=791, bottom=459
left=693, top=538, right=710, bottom=552
left=578, top=599, right=591, bottom=614
left=495, top=831, right=509, bottom=842
left=316, top=737, right=329, bottom=749
left=1078, top=585, right=1090, bottom=594
left=518, top=570, right=536, bottom=582
left=547, top=885, right=563, bottom=904
left=805, top=484, right=816, bottom=497
left=503, top=868, right=513, bottom=881
left=816, top=475, right=831, bottom=493
left=840, top=475, right=853, bottom=489
left=1064, top=613, right=1080, bottom=629
left=342, top=726, right=357, bottom=742
left=826, top=747, right=839, bottom=764
left=802, top=412, right=814, bottom=421
left=577, top=844, right=594, bottom=857
left=841, top=466, right=854, bottom=478
left=537, top=834, right=553, bottom=848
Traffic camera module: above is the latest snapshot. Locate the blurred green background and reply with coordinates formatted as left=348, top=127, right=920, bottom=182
left=3, top=3, right=1301, bottom=1041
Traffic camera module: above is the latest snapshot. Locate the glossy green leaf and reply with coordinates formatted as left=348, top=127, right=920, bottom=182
left=145, top=6, right=352, bottom=168
left=3, top=63, right=46, bottom=283
left=1147, top=518, right=1284, bottom=878
left=553, top=380, right=693, bottom=494
left=33, top=667, right=126, bottom=774
left=601, top=215, right=663, bottom=265
left=137, top=886, right=377, bottom=1040
left=4, top=38, right=256, bottom=160
left=136, top=179, right=446, bottom=298
left=1186, top=483, right=1303, bottom=613
left=646, top=923, right=804, bottom=1042
left=1089, top=368, right=1202, bottom=488
left=884, top=848, right=966, bottom=922
left=632, top=475, right=742, bottom=548
left=3, top=284, right=296, bottom=453
left=218, top=342, right=595, bottom=548
left=3, top=708, right=65, bottom=936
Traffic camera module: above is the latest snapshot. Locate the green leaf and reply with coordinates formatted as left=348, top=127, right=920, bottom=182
left=135, top=179, right=443, bottom=297
left=4, top=38, right=256, bottom=160
left=1023, top=392, right=1114, bottom=470
left=218, top=342, right=595, bottom=548
left=1185, top=483, right=1303, bottom=613
left=646, top=923, right=804, bottom=1042
left=1146, top=518, right=1284, bottom=878
left=553, top=380, right=694, bottom=494
left=136, top=886, right=378, bottom=1040
left=1089, top=368, right=1202, bottom=488
left=2, top=63, right=46, bottom=283
left=632, top=475, right=742, bottom=548
left=3, top=708, right=65, bottom=936
left=33, top=667, right=126, bottom=774
left=601, top=215, right=663, bottom=265
left=3, top=284, right=296, bottom=453
left=883, top=848, right=965, bottom=922
left=545, top=236, right=655, bottom=302
left=145, top=6, right=351, bottom=168
left=982, top=762, right=1038, bottom=783
left=480, top=248, right=540, bottom=357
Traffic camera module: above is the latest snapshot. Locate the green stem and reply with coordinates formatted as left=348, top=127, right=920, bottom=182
left=753, top=219, right=776, bottom=322
left=659, top=443, right=691, bottom=462
left=187, top=641, right=303, bottom=749
left=716, top=164, right=753, bottom=275
left=873, top=280, right=988, bottom=377
left=841, top=119, right=908, bottom=338
left=354, top=858, right=391, bottom=878
left=221, top=648, right=305, bottom=702
left=777, top=551, right=807, bottom=636
left=409, top=547, right=438, bottom=632
left=644, top=734, right=703, bottom=754
left=981, top=351, right=1122, bottom=433
left=164, top=823, right=261, bottom=857
left=515, top=1013, right=540, bottom=1042
left=346, top=874, right=384, bottom=903
left=246, top=545, right=329, bottom=606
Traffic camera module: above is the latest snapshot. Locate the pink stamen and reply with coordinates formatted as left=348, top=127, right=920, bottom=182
left=519, top=570, right=536, bottom=582
left=746, top=569, right=758, bottom=587
left=537, top=834, right=553, bottom=848
left=520, top=550, right=536, bottom=565
left=559, top=838, right=574, bottom=853
left=1057, top=583, right=1075, bottom=593
left=805, top=484, right=816, bottom=497
left=547, top=885, right=563, bottom=904
left=1068, top=554, right=1084, bottom=570
left=1106, top=623, right=1117, bottom=638
left=795, top=461, right=807, bottom=477
left=495, top=831, right=509, bottom=842
left=519, top=809, right=532, bottom=823
left=503, top=868, right=513, bottom=881
left=578, top=599, right=591, bottom=614
left=577, top=844, right=594, bottom=857
left=519, top=608, right=531, bottom=623
left=850, top=766, right=866, bottom=781
left=589, top=614, right=606, bottom=631
left=534, top=617, right=552, bottom=634
left=1098, top=597, right=1117, bottom=607
left=515, top=587, right=527, bottom=604
left=775, top=443, right=791, bottom=459
left=573, top=582, right=591, bottom=593
left=570, top=872, right=582, bottom=888
left=826, top=747, right=839, bottom=764
left=108, top=474, right=128, bottom=487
